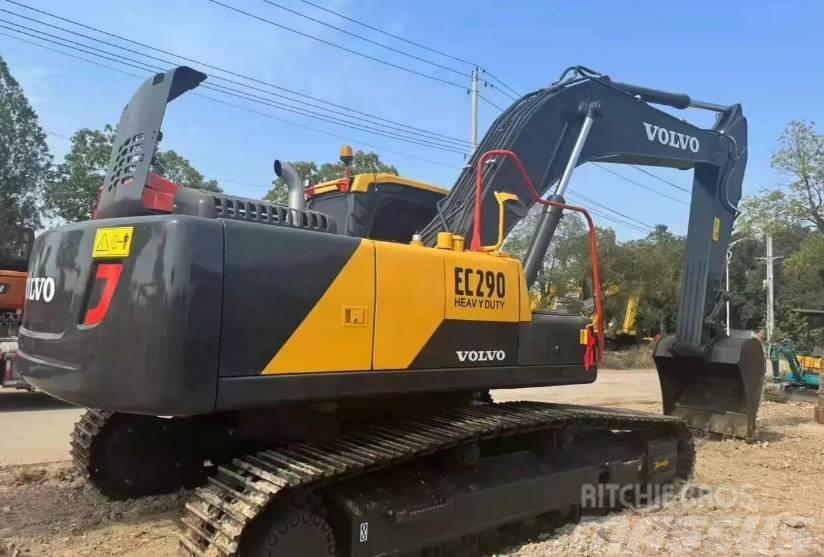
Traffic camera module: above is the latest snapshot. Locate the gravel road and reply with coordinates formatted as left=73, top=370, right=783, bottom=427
left=1, top=368, right=822, bottom=556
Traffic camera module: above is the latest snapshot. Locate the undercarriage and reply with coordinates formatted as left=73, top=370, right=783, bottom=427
left=70, top=397, right=693, bottom=557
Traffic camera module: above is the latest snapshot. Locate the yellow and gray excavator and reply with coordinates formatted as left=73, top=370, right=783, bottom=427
left=18, top=65, right=764, bottom=556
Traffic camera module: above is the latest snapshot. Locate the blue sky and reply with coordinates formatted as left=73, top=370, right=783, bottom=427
left=2, top=0, right=822, bottom=239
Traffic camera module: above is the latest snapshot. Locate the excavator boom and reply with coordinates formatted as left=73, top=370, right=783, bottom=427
left=421, top=66, right=763, bottom=438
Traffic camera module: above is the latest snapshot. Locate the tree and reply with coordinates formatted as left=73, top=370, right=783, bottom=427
left=504, top=208, right=589, bottom=308
left=737, top=190, right=796, bottom=238
left=45, top=126, right=222, bottom=222
left=264, top=161, right=318, bottom=205
left=154, top=150, right=222, bottom=193
left=770, top=121, right=824, bottom=233
left=317, top=151, right=398, bottom=181
left=264, top=151, right=398, bottom=204
left=726, top=225, right=814, bottom=337
left=740, top=121, right=824, bottom=236
left=780, top=234, right=824, bottom=346
left=503, top=209, right=689, bottom=335
left=623, top=226, right=686, bottom=335
left=45, top=126, right=115, bottom=223
left=0, top=55, right=50, bottom=256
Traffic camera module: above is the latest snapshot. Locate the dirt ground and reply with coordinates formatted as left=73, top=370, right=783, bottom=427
left=1, top=370, right=823, bottom=557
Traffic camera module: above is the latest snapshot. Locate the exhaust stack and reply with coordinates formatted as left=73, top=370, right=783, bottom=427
left=274, top=160, right=305, bottom=211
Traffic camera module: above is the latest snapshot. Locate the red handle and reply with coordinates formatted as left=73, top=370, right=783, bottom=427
left=470, top=149, right=604, bottom=367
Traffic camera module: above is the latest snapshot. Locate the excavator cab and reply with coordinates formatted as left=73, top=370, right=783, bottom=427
left=306, top=172, right=447, bottom=243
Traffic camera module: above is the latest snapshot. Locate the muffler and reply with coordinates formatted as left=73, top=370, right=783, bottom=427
left=654, top=335, right=765, bottom=440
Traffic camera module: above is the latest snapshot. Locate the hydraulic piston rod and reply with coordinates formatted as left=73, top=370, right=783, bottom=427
left=523, top=110, right=595, bottom=287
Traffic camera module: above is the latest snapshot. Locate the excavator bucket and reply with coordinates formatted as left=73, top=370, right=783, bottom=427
left=654, top=335, right=765, bottom=440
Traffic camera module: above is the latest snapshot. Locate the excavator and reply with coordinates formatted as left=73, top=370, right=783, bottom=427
left=17, top=65, right=765, bottom=556
left=0, top=226, right=33, bottom=389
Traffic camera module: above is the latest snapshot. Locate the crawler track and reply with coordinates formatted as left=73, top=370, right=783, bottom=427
left=69, top=408, right=113, bottom=479
left=179, top=402, right=694, bottom=556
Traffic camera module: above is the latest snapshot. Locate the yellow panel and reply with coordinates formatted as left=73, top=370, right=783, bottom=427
left=263, top=242, right=375, bottom=374
left=443, top=250, right=520, bottom=322
left=373, top=242, right=444, bottom=369
left=92, top=226, right=133, bottom=258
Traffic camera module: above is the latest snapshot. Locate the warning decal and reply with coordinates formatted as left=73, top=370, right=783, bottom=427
left=92, top=227, right=134, bottom=259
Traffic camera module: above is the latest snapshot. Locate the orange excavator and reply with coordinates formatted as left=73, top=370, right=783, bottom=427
left=0, top=227, right=33, bottom=388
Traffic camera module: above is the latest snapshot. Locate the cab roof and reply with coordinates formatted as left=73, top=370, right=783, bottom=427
left=310, top=173, right=448, bottom=197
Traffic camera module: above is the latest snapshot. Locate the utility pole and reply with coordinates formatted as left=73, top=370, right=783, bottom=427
left=765, top=233, right=775, bottom=346
left=470, top=67, right=479, bottom=154
left=725, top=238, right=744, bottom=335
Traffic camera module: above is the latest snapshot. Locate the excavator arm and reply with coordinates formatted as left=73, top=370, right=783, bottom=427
left=87, top=65, right=763, bottom=439
left=422, top=67, right=762, bottom=438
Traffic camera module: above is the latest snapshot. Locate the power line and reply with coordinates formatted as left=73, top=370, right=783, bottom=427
left=294, top=0, right=475, bottom=67
left=293, top=0, right=521, bottom=98
left=0, top=17, right=469, bottom=155
left=260, top=0, right=468, bottom=77
left=4, top=0, right=471, bottom=148
left=195, top=92, right=462, bottom=169
left=592, top=163, right=690, bottom=206
left=480, top=68, right=521, bottom=99
left=478, top=94, right=504, bottom=112
left=482, top=81, right=518, bottom=102
left=630, top=164, right=691, bottom=194
left=566, top=194, right=651, bottom=234
left=290, top=0, right=520, bottom=100
left=566, top=189, right=655, bottom=230
left=206, top=0, right=468, bottom=90
left=0, top=29, right=462, bottom=171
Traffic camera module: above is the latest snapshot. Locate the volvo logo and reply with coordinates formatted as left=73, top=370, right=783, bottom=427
left=643, top=122, right=700, bottom=153
left=456, top=350, right=506, bottom=363
left=26, top=277, right=56, bottom=303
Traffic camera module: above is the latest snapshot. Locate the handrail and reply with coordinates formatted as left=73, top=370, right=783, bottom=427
left=470, top=149, right=604, bottom=366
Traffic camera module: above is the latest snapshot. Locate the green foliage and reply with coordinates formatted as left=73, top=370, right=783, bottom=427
left=504, top=208, right=589, bottom=310
left=504, top=211, right=685, bottom=335
left=770, top=121, right=824, bottom=233
left=264, top=161, right=319, bottom=205
left=740, top=121, right=824, bottom=237
left=0, top=55, right=50, bottom=255
left=264, top=151, right=398, bottom=205
left=730, top=120, right=824, bottom=347
left=45, top=126, right=221, bottom=222
left=45, top=126, right=115, bottom=223
left=154, top=150, right=222, bottom=193
left=737, top=190, right=799, bottom=237
left=317, top=151, right=398, bottom=181
left=781, top=234, right=824, bottom=346
left=622, top=226, right=686, bottom=335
